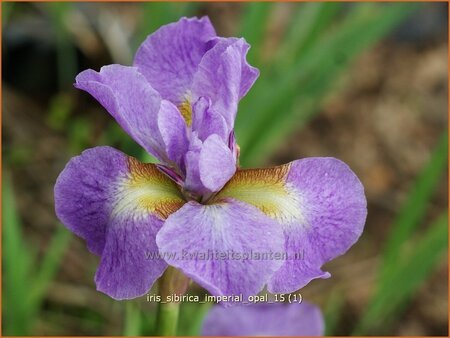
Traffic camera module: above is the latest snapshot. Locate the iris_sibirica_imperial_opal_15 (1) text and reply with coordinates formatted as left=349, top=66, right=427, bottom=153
left=54, top=16, right=367, bottom=301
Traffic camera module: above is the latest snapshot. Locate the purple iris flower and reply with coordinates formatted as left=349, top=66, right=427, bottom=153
left=201, top=301, right=325, bottom=336
left=54, top=16, right=367, bottom=300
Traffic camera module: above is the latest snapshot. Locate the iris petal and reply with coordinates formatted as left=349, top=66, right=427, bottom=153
left=192, top=97, right=229, bottom=142
left=201, top=301, right=324, bottom=336
left=192, top=37, right=259, bottom=129
left=156, top=199, right=284, bottom=299
left=134, top=16, right=216, bottom=104
left=54, top=146, right=185, bottom=299
left=215, top=157, right=367, bottom=293
left=75, top=65, right=166, bottom=161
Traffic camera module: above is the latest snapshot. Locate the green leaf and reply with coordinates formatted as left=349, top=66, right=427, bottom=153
left=134, top=2, right=199, bottom=51
left=29, top=225, right=71, bottom=308
left=355, top=212, right=448, bottom=334
left=324, top=291, right=345, bottom=335
left=46, top=2, right=78, bottom=90
left=2, top=172, right=34, bottom=335
left=238, top=2, right=273, bottom=66
left=354, top=131, right=448, bottom=334
left=277, top=2, right=341, bottom=69
left=123, top=301, right=142, bottom=336
left=177, top=302, right=212, bottom=336
left=381, top=131, right=448, bottom=279
left=3, top=172, right=72, bottom=335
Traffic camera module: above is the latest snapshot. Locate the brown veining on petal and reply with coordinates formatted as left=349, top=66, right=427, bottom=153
left=223, top=164, right=291, bottom=187
left=213, top=163, right=304, bottom=223
left=127, top=157, right=176, bottom=185
left=112, top=157, right=186, bottom=219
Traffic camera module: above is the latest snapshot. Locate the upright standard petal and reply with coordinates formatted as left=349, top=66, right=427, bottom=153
left=75, top=65, right=167, bottom=161
left=134, top=16, right=216, bottom=104
left=215, top=158, right=367, bottom=293
left=55, top=146, right=185, bottom=299
left=191, top=38, right=259, bottom=129
left=156, top=199, right=284, bottom=299
left=201, top=301, right=324, bottom=336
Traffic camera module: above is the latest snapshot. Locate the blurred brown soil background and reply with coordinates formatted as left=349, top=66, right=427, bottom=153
left=2, top=2, right=448, bottom=336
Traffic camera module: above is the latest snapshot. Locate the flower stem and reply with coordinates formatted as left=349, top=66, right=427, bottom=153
left=155, top=267, right=188, bottom=336
left=155, top=299, right=180, bottom=336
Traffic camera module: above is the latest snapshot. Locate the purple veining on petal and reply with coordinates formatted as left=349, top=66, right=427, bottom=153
left=95, top=213, right=168, bottom=300
left=133, top=16, right=217, bottom=104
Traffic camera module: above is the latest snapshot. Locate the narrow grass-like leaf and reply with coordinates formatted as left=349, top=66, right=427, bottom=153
left=123, top=301, right=142, bottom=336
left=324, top=291, right=345, bottom=335
left=3, top=172, right=71, bottom=335
left=2, top=172, right=34, bottom=335
left=46, top=2, right=78, bottom=90
left=381, top=131, right=448, bottom=279
left=238, top=2, right=273, bottom=66
left=353, top=132, right=448, bottom=334
left=134, top=2, right=198, bottom=51
left=29, top=225, right=71, bottom=308
left=134, top=2, right=177, bottom=49
left=177, top=302, right=212, bottom=336
left=277, top=2, right=341, bottom=70
left=355, top=212, right=448, bottom=334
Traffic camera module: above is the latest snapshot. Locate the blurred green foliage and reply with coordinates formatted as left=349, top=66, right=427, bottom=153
left=236, top=2, right=419, bottom=166
left=47, top=2, right=78, bottom=90
left=354, top=131, right=448, bottom=334
left=2, top=173, right=71, bottom=335
left=3, top=2, right=447, bottom=336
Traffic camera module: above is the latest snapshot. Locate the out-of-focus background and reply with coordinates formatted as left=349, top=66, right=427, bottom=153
left=2, top=2, right=448, bottom=336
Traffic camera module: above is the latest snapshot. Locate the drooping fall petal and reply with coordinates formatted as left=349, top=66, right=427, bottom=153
left=156, top=199, right=284, bottom=299
left=215, top=157, right=367, bottom=293
left=54, top=146, right=185, bottom=299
